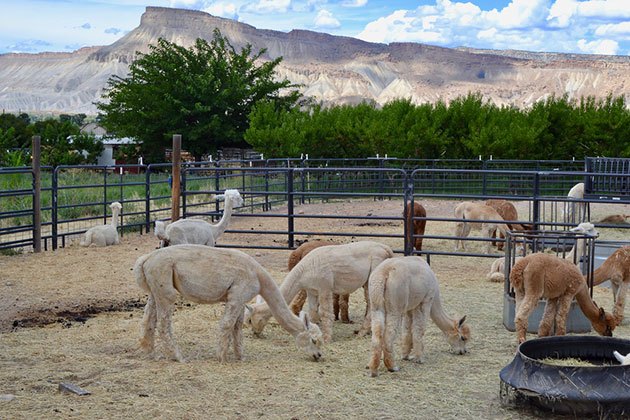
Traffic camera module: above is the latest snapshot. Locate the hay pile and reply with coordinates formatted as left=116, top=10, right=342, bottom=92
left=1, top=198, right=628, bottom=419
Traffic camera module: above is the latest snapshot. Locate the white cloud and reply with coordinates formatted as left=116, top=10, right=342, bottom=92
left=484, top=0, right=551, bottom=29
left=577, top=38, right=619, bottom=55
left=314, top=9, right=340, bottom=29
left=549, top=0, right=630, bottom=27
left=203, top=2, right=239, bottom=19
left=169, top=0, right=208, bottom=8
left=243, top=0, right=292, bottom=14
left=341, top=0, right=368, bottom=7
left=595, top=21, right=630, bottom=40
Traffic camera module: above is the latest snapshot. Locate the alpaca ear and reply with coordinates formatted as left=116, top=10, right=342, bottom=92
left=255, top=295, right=264, bottom=305
left=458, top=316, right=467, bottom=328
left=300, top=311, right=311, bottom=328
left=599, top=307, right=606, bottom=320
left=244, top=304, right=253, bottom=316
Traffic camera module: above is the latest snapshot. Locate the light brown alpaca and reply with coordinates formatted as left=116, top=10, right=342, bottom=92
left=245, top=241, right=394, bottom=343
left=367, top=256, right=470, bottom=377
left=590, top=246, right=630, bottom=326
left=510, top=253, right=616, bottom=343
left=133, top=244, right=323, bottom=362
left=454, top=201, right=510, bottom=254
left=598, top=214, right=630, bottom=224
left=484, top=199, right=533, bottom=251
left=404, top=201, right=427, bottom=252
left=287, top=241, right=353, bottom=323
left=487, top=256, right=523, bottom=283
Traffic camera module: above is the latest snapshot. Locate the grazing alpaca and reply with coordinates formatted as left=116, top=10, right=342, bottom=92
left=367, top=256, right=470, bottom=377
left=79, top=202, right=122, bottom=247
left=565, top=182, right=586, bottom=222
left=404, top=201, right=427, bottom=252
left=453, top=201, right=510, bottom=254
left=484, top=199, right=533, bottom=251
left=590, top=246, right=630, bottom=326
left=245, top=241, right=394, bottom=343
left=510, top=253, right=616, bottom=343
left=287, top=241, right=352, bottom=323
left=486, top=256, right=523, bottom=283
left=133, top=244, right=323, bottom=362
left=154, top=189, right=243, bottom=247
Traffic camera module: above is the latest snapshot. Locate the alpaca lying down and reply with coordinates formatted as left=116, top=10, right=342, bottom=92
left=133, top=244, right=323, bottom=362
left=79, top=201, right=122, bottom=247
left=367, top=256, right=470, bottom=377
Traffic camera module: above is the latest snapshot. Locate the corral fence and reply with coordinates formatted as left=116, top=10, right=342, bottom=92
left=1, top=157, right=629, bottom=258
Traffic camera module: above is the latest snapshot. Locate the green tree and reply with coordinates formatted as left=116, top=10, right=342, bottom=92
left=31, top=118, right=103, bottom=166
left=97, top=29, right=301, bottom=162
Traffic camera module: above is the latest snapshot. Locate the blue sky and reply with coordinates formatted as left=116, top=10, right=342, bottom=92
left=1, top=0, right=629, bottom=55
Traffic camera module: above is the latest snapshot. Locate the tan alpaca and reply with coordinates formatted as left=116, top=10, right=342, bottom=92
left=453, top=201, right=510, bottom=254
left=510, top=253, right=616, bottom=343
left=287, top=241, right=353, bottom=323
left=245, top=241, right=394, bottom=343
left=367, top=256, right=470, bottom=377
left=133, top=244, right=323, bottom=362
left=484, top=199, right=533, bottom=251
left=598, top=214, right=630, bottom=224
left=404, top=201, right=427, bottom=252
left=590, top=246, right=630, bottom=326
left=79, top=202, right=122, bottom=247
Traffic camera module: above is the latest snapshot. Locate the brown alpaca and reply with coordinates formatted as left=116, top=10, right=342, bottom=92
left=598, top=214, right=630, bottom=224
left=590, top=246, right=630, bottom=326
left=404, top=201, right=427, bottom=252
left=288, top=241, right=353, bottom=323
left=510, top=253, right=616, bottom=343
left=484, top=199, right=533, bottom=251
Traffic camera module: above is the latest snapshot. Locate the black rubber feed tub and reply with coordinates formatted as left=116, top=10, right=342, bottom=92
left=500, top=336, right=630, bottom=417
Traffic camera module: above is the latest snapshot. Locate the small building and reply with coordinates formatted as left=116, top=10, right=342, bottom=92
left=80, top=123, right=137, bottom=168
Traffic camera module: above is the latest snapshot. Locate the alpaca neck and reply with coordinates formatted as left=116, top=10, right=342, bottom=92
left=566, top=237, right=585, bottom=265
left=574, top=283, right=601, bottom=322
left=278, top=265, right=306, bottom=304
left=429, top=289, right=457, bottom=334
left=212, top=199, right=234, bottom=238
left=591, top=264, right=612, bottom=287
left=110, top=208, right=120, bottom=229
left=257, top=268, right=304, bottom=336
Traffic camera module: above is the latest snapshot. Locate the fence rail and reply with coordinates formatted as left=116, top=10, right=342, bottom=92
left=1, top=159, right=628, bottom=256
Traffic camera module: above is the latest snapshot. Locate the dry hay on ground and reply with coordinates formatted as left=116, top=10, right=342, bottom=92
left=1, top=198, right=628, bottom=419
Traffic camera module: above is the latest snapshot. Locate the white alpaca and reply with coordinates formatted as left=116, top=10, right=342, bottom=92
left=79, top=202, right=122, bottom=247
left=453, top=202, right=510, bottom=254
left=245, top=241, right=394, bottom=343
left=367, top=256, right=470, bottom=377
left=133, top=244, right=323, bottom=362
left=154, top=189, right=243, bottom=247
left=613, top=351, right=630, bottom=365
left=565, top=182, right=586, bottom=223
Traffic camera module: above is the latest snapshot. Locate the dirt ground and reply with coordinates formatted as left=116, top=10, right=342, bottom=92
left=1, top=198, right=628, bottom=419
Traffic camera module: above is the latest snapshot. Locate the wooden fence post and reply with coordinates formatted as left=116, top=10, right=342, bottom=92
left=32, top=135, right=42, bottom=252
left=171, top=134, right=182, bottom=222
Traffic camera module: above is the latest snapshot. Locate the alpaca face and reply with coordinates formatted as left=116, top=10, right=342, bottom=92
left=295, top=323, right=323, bottom=361
left=446, top=317, right=470, bottom=355
left=593, top=310, right=616, bottom=337
left=245, top=306, right=269, bottom=336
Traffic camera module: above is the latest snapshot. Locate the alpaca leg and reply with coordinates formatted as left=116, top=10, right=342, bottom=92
left=400, top=312, right=414, bottom=360
left=355, top=284, right=372, bottom=337
left=538, top=298, right=558, bottom=338
left=333, top=293, right=340, bottom=321
left=154, top=298, right=183, bottom=362
left=318, top=291, right=335, bottom=343
left=383, top=313, right=402, bottom=372
left=515, top=295, right=538, bottom=343
left=138, top=294, right=157, bottom=354
left=554, top=295, right=573, bottom=336
left=216, top=300, right=244, bottom=362
left=613, top=281, right=628, bottom=325
left=339, top=294, right=351, bottom=323
left=231, top=307, right=245, bottom=361
left=306, top=291, right=321, bottom=323
left=408, top=301, right=430, bottom=363
left=290, top=290, right=307, bottom=316
left=454, top=222, right=464, bottom=250
left=368, top=310, right=385, bottom=377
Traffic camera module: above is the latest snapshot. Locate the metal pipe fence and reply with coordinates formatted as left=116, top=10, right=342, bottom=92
left=1, top=160, right=628, bottom=256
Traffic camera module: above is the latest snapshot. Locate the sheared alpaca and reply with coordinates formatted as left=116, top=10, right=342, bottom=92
left=510, top=253, right=616, bottom=343
left=565, top=182, right=586, bottom=223
left=367, top=256, right=470, bottom=377
left=404, top=201, right=427, bottom=252
left=453, top=201, right=510, bottom=254
left=590, top=246, right=630, bottom=326
left=484, top=199, right=533, bottom=251
left=154, top=189, right=243, bottom=247
left=613, top=351, right=630, bottom=365
left=79, top=202, right=122, bottom=247
left=133, top=244, right=323, bottom=362
left=245, top=241, right=394, bottom=343
left=487, top=256, right=523, bottom=283
left=287, top=241, right=353, bottom=323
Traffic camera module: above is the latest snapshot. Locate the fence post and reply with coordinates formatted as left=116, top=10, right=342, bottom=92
left=52, top=167, right=58, bottom=250
left=32, top=136, right=42, bottom=253
left=171, top=134, right=181, bottom=222
left=287, top=168, right=294, bottom=249
left=145, top=165, right=151, bottom=233
left=532, top=172, right=541, bottom=230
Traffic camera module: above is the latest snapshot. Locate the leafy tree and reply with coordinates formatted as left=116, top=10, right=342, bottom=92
left=97, top=29, right=301, bottom=162
left=31, top=118, right=103, bottom=166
